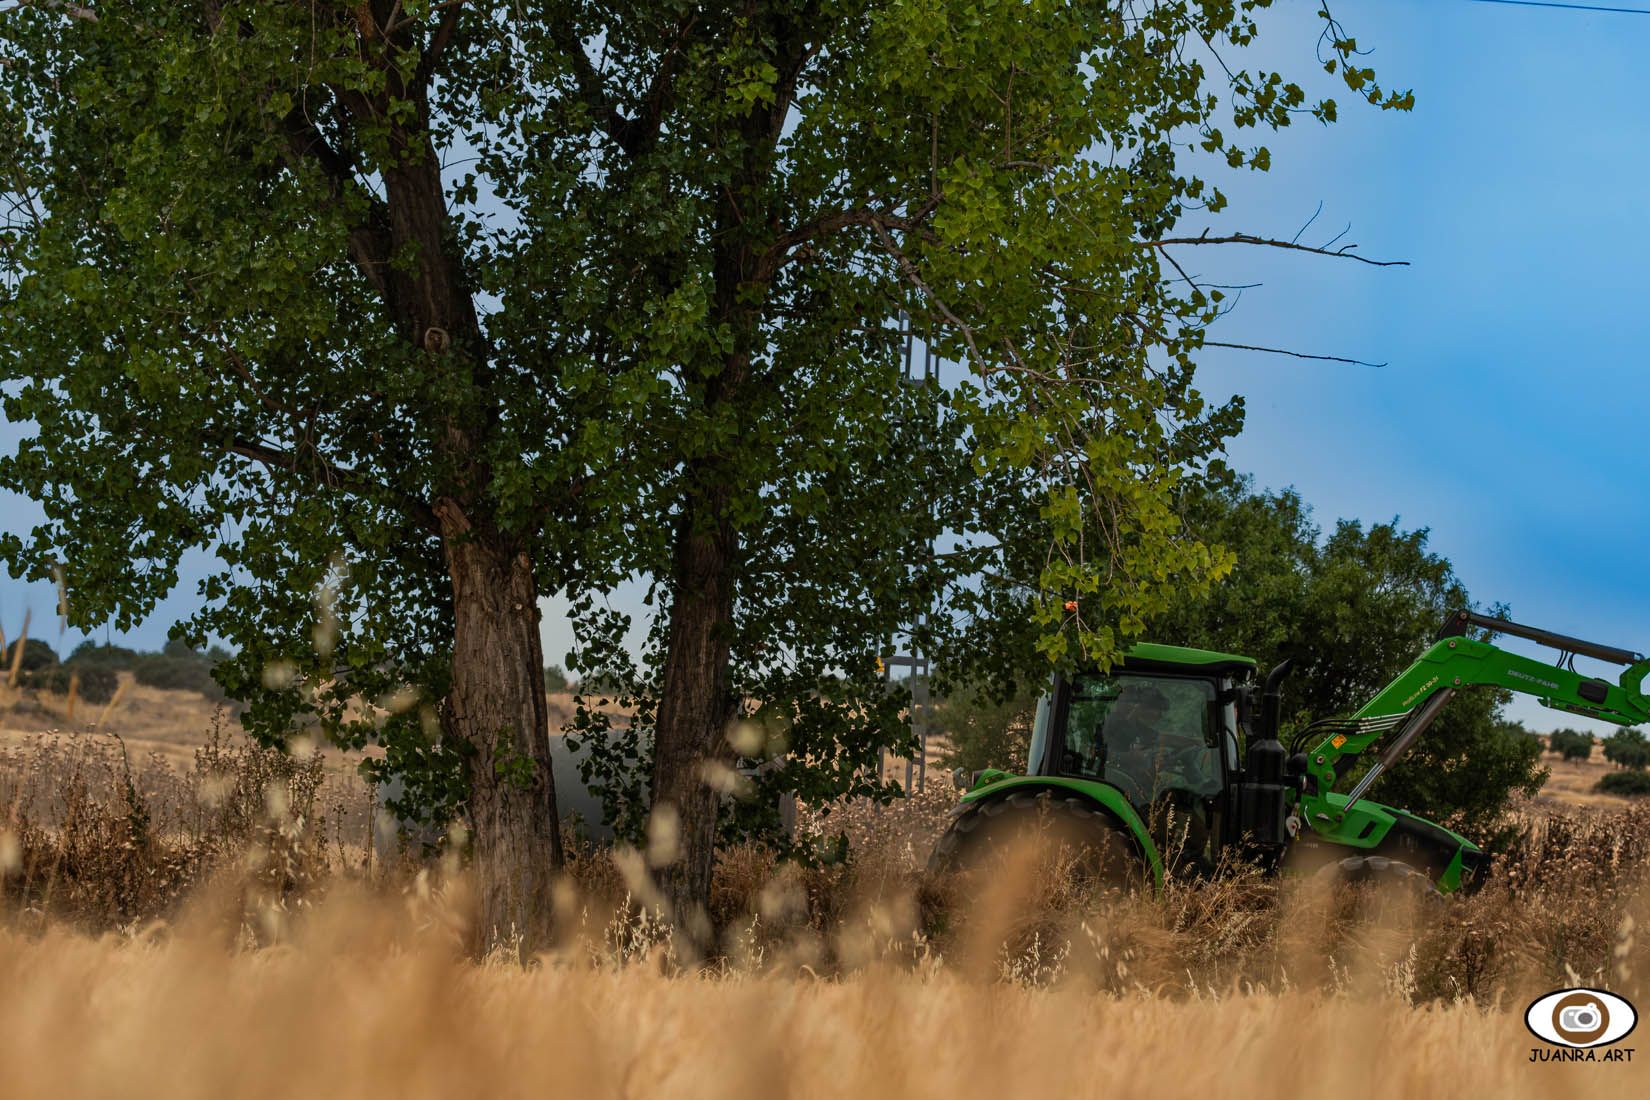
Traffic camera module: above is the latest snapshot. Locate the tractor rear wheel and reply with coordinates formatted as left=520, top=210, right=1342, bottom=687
left=1314, top=854, right=1443, bottom=918
left=928, top=791, right=1141, bottom=887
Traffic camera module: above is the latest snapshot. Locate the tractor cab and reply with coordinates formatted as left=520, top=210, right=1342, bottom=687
left=1023, top=644, right=1258, bottom=872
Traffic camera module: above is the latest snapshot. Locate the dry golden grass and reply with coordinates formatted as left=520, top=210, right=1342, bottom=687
left=2, top=708, right=1649, bottom=1097
left=0, top=883, right=1645, bottom=1100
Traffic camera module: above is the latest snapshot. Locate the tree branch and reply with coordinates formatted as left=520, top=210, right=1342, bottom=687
left=759, top=198, right=940, bottom=282
left=1143, top=231, right=1408, bottom=268
left=1199, top=339, right=1385, bottom=367
left=277, top=104, right=396, bottom=308
left=2, top=0, right=97, bottom=22
left=1122, top=310, right=1384, bottom=368
left=550, top=24, right=640, bottom=155
left=227, top=437, right=440, bottom=534
left=549, top=13, right=696, bottom=158
left=412, top=0, right=464, bottom=92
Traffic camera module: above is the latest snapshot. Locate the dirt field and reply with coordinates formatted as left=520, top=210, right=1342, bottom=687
left=0, top=678, right=591, bottom=780
left=2, top=680, right=1634, bottom=812
left=1530, top=735, right=1639, bottom=810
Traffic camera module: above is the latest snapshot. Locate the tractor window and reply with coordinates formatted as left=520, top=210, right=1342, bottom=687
left=1058, top=674, right=1221, bottom=805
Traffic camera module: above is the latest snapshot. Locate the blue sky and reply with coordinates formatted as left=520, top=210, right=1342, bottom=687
left=3, top=0, right=1647, bottom=732
left=1186, top=0, right=1650, bottom=729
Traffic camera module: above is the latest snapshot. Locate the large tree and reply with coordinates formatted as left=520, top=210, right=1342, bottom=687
left=1, top=1, right=1405, bottom=937
left=1150, top=481, right=1546, bottom=839
left=0, top=0, right=648, bottom=945
left=550, top=0, right=1411, bottom=924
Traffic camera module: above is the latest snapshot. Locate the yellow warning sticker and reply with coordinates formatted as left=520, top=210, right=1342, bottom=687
left=1330, top=734, right=1347, bottom=749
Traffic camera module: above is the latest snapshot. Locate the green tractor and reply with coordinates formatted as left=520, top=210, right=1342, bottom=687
left=932, top=611, right=1650, bottom=893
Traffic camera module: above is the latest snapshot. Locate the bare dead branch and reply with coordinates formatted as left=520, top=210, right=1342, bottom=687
left=1199, top=339, right=1385, bottom=367
left=1143, top=231, right=1408, bottom=268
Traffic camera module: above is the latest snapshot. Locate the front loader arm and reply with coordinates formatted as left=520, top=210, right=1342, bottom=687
left=1297, top=612, right=1650, bottom=827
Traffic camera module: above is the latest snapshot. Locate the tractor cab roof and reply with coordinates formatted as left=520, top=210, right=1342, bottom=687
left=1115, top=643, right=1257, bottom=678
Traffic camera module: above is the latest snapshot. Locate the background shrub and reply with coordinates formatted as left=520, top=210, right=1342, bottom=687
left=1545, top=728, right=1594, bottom=761
left=25, top=663, right=119, bottom=706
left=131, top=641, right=227, bottom=702
left=68, top=641, right=140, bottom=670
left=1602, top=727, right=1650, bottom=770
left=1597, top=769, right=1650, bottom=797
left=2, top=638, right=58, bottom=674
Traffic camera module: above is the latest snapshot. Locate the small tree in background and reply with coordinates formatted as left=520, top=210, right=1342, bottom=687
left=2, top=638, right=57, bottom=674
left=1602, top=728, right=1650, bottom=771
left=1546, top=728, right=1594, bottom=762
left=937, top=685, right=1040, bottom=777
left=69, top=642, right=141, bottom=671
left=1598, top=770, right=1650, bottom=797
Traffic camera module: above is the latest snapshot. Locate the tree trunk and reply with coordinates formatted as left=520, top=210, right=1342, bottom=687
left=439, top=503, right=563, bottom=951
left=649, top=489, right=739, bottom=940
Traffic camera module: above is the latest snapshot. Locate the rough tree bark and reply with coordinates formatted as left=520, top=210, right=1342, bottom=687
left=649, top=486, right=740, bottom=932
left=440, top=505, right=564, bottom=948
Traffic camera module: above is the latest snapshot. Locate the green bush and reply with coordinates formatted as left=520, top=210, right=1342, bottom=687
left=1597, top=770, right=1650, bottom=797
left=1602, top=727, right=1650, bottom=771
left=1546, top=728, right=1594, bottom=762
left=68, top=641, right=140, bottom=670
left=937, top=683, right=1039, bottom=775
left=544, top=665, right=574, bottom=694
left=2, top=638, right=58, bottom=673
left=27, top=662, right=119, bottom=705
left=132, top=649, right=225, bottom=702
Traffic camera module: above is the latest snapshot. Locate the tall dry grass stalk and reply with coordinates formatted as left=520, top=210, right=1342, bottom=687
left=3, top=726, right=1649, bottom=1096
left=0, top=887, right=1645, bottom=1100
left=0, top=720, right=377, bottom=930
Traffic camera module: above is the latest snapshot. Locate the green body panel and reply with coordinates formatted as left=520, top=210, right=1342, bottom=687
left=960, top=773, right=1164, bottom=889
left=1119, top=642, right=1257, bottom=671
left=1299, top=792, right=1477, bottom=893
left=1301, top=636, right=1650, bottom=829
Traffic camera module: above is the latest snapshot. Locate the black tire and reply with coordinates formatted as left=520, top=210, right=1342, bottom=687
left=1317, top=854, right=1443, bottom=906
left=928, top=790, right=1142, bottom=886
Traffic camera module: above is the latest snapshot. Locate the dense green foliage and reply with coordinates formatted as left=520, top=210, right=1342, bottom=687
left=1597, top=769, right=1650, bottom=797
left=1546, top=728, right=1594, bottom=762
left=1602, top=728, right=1650, bottom=771
left=936, top=684, right=1039, bottom=776
left=1148, top=481, right=1546, bottom=839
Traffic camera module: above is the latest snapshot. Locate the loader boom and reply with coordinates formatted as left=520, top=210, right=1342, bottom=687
left=1299, top=612, right=1650, bottom=826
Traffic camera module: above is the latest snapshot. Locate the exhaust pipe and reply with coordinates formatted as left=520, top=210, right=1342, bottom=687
left=1240, top=658, right=1296, bottom=849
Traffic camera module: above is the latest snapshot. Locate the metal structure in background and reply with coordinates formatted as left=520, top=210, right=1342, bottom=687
left=878, top=313, right=940, bottom=794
